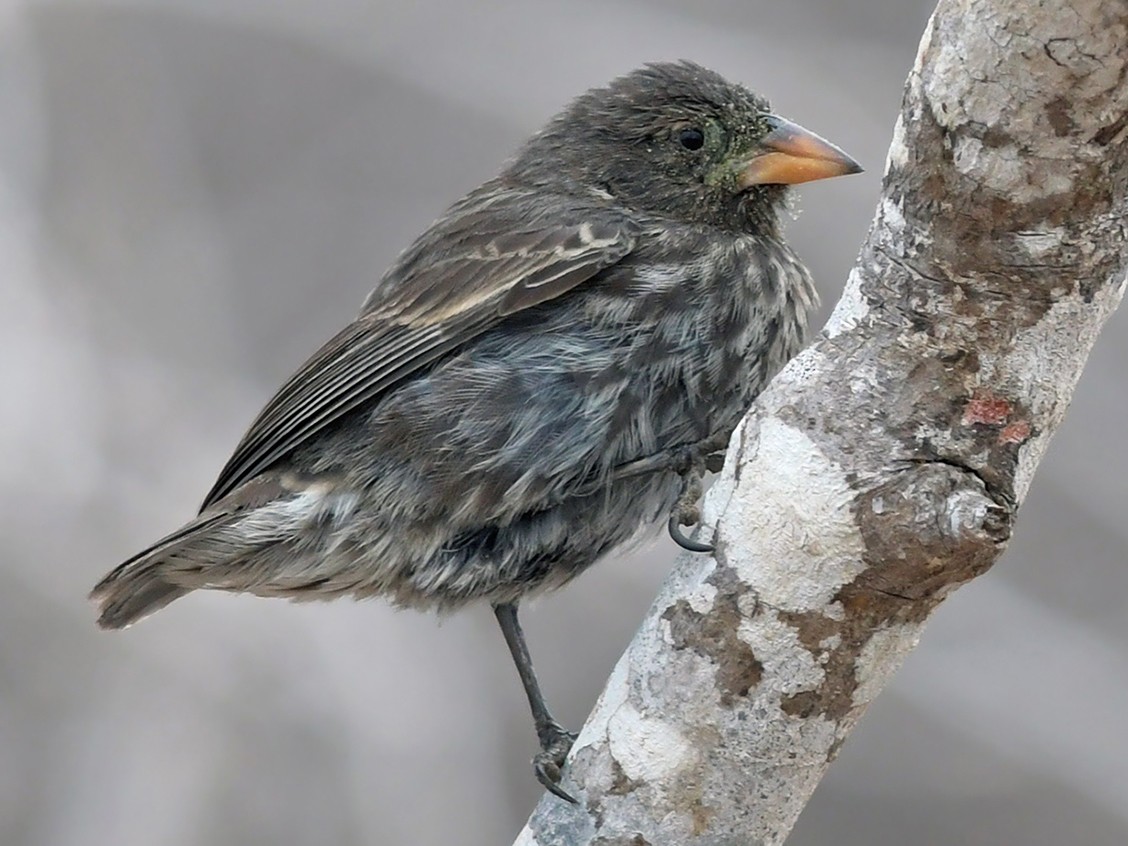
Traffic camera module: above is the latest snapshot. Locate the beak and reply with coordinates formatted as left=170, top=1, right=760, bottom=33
left=737, top=115, right=863, bottom=188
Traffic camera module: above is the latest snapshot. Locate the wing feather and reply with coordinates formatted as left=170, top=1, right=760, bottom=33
left=201, top=189, right=637, bottom=509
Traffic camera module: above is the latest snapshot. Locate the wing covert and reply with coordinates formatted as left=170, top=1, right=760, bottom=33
left=201, top=191, right=638, bottom=509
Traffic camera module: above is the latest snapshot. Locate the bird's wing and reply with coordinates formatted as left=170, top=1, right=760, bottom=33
left=201, top=190, right=638, bottom=509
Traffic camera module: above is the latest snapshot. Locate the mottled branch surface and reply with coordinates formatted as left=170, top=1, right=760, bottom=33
left=514, top=1, right=1128, bottom=844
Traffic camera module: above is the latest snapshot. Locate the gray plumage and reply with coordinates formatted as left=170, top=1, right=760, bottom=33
left=90, top=60, right=862, bottom=801
left=92, top=61, right=825, bottom=631
left=92, top=63, right=828, bottom=628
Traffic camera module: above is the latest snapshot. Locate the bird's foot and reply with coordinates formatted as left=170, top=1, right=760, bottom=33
left=608, top=434, right=723, bottom=552
left=668, top=461, right=714, bottom=553
left=534, top=721, right=579, bottom=803
left=667, top=437, right=727, bottom=477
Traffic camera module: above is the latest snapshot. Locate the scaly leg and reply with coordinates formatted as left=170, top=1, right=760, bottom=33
left=493, top=602, right=578, bottom=803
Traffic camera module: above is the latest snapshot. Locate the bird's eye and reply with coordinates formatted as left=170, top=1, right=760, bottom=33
left=678, top=128, right=705, bottom=151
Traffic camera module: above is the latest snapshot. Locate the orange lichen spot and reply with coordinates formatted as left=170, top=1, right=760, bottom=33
left=999, top=420, right=1031, bottom=444
left=961, top=392, right=1012, bottom=426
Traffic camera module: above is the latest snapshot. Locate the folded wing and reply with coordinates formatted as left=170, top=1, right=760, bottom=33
left=201, top=188, right=639, bottom=510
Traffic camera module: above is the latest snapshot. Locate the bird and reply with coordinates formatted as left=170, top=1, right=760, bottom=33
left=90, top=60, right=861, bottom=802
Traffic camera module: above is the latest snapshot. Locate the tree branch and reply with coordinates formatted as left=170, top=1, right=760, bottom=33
left=513, top=0, right=1128, bottom=843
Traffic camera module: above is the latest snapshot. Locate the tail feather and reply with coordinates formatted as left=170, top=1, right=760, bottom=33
left=94, top=578, right=188, bottom=630
left=90, top=512, right=231, bottom=629
left=92, top=474, right=356, bottom=628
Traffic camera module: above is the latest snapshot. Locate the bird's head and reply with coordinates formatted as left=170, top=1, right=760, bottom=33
left=509, top=61, right=861, bottom=235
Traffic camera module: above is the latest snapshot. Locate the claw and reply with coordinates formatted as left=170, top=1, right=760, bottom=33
left=668, top=459, right=714, bottom=553
left=668, top=514, right=714, bottom=553
left=535, top=757, right=578, bottom=803
left=534, top=723, right=579, bottom=803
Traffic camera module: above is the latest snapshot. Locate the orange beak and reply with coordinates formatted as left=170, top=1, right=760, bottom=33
left=737, top=115, right=862, bottom=188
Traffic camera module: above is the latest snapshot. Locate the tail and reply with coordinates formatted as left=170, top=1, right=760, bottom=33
left=90, top=512, right=231, bottom=629
left=92, top=474, right=362, bottom=628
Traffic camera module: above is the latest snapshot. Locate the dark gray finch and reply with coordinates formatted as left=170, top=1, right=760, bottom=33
left=91, top=61, right=861, bottom=801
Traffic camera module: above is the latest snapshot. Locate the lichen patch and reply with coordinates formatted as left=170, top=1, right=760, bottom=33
left=607, top=701, right=694, bottom=785
left=715, top=418, right=867, bottom=611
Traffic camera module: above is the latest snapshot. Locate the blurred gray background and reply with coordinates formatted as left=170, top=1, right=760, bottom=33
left=1, top=1, right=1125, bottom=844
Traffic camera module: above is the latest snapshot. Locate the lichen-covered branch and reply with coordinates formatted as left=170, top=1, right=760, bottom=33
left=512, top=1, right=1128, bottom=843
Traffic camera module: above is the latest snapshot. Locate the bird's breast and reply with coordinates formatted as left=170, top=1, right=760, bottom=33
left=584, top=229, right=817, bottom=466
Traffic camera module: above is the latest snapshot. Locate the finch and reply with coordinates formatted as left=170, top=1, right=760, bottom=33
left=91, top=60, right=861, bottom=800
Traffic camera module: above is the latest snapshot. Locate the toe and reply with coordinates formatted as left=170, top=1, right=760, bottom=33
left=534, top=752, right=578, bottom=803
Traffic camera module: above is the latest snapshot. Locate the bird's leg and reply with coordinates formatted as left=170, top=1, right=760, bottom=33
left=612, top=432, right=729, bottom=482
left=493, top=602, right=578, bottom=803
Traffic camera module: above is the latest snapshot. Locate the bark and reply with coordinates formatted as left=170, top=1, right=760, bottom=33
left=513, top=1, right=1128, bottom=844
